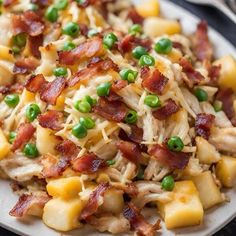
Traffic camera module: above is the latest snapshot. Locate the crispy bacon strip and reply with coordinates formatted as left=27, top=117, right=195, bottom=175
left=56, top=139, right=80, bottom=159
left=0, top=83, right=24, bottom=95
left=123, top=203, right=160, bottom=236
left=93, top=97, right=128, bottom=122
left=13, top=57, right=39, bottom=74
left=141, top=68, right=169, bottom=95
left=192, top=20, right=213, bottom=62
left=112, top=80, right=128, bottom=92
left=152, top=99, right=180, bottom=120
left=81, top=183, right=110, bottom=220
left=38, top=110, right=63, bottom=131
left=9, top=193, right=50, bottom=217
left=128, top=7, right=144, bottom=25
left=25, top=74, right=46, bottom=93
left=28, top=34, right=44, bottom=58
left=3, top=0, right=17, bottom=7
left=149, top=144, right=190, bottom=169
left=117, top=141, right=142, bottom=164
left=195, top=113, right=215, bottom=139
left=12, top=10, right=44, bottom=37
left=11, top=123, right=36, bottom=151
left=40, top=77, right=66, bottom=105
left=58, top=37, right=104, bottom=65
left=179, top=57, right=204, bottom=87
left=71, top=153, right=107, bottom=174
left=119, top=125, right=143, bottom=144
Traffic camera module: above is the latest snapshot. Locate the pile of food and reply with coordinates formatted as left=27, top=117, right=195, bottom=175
left=0, top=0, right=236, bottom=235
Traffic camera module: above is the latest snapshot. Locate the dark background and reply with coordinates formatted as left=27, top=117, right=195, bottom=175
left=1, top=0, right=235, bottom=235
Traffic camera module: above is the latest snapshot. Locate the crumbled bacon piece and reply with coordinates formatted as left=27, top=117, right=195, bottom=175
left=11, top=123, right=36, bottom=151
left=58, top=37, right=104, bottom=65
left=207, top=64, right=221, bottom=83
left=117, top=141, right=142, bottom=164
left=195, top=113, right=215, bottom=139
left=128, top=7, right=144, bottom=25
left=179, top=57, right=204, bottom=87
left=71, top=153, right=107, bottom=174
left=149, top=144, right=190, bottom=169
left=3, top=0, right=17, bottom=7
left=9, top=193, right=50, bottom=217
left=172, top=41, right=184, bottom=50
left=93, top=98, right=128, bottom=122
left=106, top=90, right=122, bottom=102
left=81, top=183, right=110, bottom=220
left=25, top=74, right=46, bottom=93
left=56, top=139, right=80, bottom=159
left=123, top=203, right=160, bottom=236
left=141, top=68, right=169, bottom=95
left=13, top=57, right=39, bottom=74
left=78, top=23, right=89, bottom=36
left=0, top=83, right=24, bottom=95
left=28, top=34, right=43, bottom=58
left=38, top=110, right=63, bottom=131
left=12, top=10, right=44, bottom=37
left=31, top=0, right=51, bottom=6
left=152, top=99, right=180, bottom=120
left=112, top=80, right=128, bottom=92
left=192, top=20, right=213, bottom=62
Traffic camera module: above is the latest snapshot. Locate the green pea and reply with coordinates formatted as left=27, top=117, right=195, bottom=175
left=167, top=136, right=184, bottom=152
left=119, top=69, right=138, bottom=83
left=23, top=143, right=39, bottom=158
left=155, top=38, right=173, bottom=54
left=194, top=88, right=208, bottom=102
left=88, top=29, right=99, bottom=38
left=97, top=82, right=111, bottom=97
left=129, top=24, right=142, bottom=35
left=125, top=110, right=138, bottom=124
left=103, top=32, right=118, bottom=49
left=26, top=104, right=41, bottom=122
left=136, top=166, right=144, bottom=180
left=63, top=41, right=76, bottom=51
left=161, top=175, right=175, bottom=191
left=144, top=94, right=161, bottom=108
left=55, top=0, right=68, bottom=10
left=62, top=22, right=80, bottom=37
left=53, top=67, right=68, bottom=77
left=28, top=3, right=38, bottom=11
left=45, top=6, right=58, bottom=22
left=84, top=95, right=97, bottom=106
left=4, top=94, right=20, bottom=108
left=74, top=100, right=91, bottom=113
left=213, top=100, right=223, bottom=112
left=106, top=159, right=116, bottom=166
left=12, top=33, right=27, bottom=47
left=12, top=46, right=21, bottom=54
left=139, top=54, right=155, bottom=66
left=76, top=0, right=86, bottom=5
left=72, top=123, right=87, bottom=139
left=79, top=117, right=95, bottom=129
left=132, top=46, right=148, bottom=59
left=9, top=131, right=17, bottom=144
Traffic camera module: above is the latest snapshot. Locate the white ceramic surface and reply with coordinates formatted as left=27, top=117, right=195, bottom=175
left=0, top=0, right=236, bottom=235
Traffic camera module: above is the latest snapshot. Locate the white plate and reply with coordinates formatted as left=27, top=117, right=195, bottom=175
left=0, top=1, right=236, bottom=236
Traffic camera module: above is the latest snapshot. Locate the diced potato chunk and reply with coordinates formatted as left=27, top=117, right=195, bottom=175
left=100, top=188, right=124, bottom=214
left=196, top=137, right=220, bottom=164
left=21, top=89, right=35, bottom=105
left=158, top=181, right=203, bottom=229
left=136, top=0, right=160, bottom=18
left=144, top=17, right=181, bottom=38
left=43, top=197, right=85, bottom=231
left=214, top=55, right=236, bottom=92
left=0, top=129, right=10, bottom=160
left=47, top=177, right=82, bottom=199
left=216, top=156, right=236, bottom=187
left=0, top=45, right=15, bottom=61
left=191, top=171, right=223, bottom=209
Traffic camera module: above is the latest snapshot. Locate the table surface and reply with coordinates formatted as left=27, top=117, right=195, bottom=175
left=1, top=0, right=236, bottom=236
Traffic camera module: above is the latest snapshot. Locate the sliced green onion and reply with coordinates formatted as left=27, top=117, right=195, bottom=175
left=45, top=6, right=58, bottom=22
left=144, top=94, right=161, bottom=108
left=125, top=110, right=138, bottom=124
left=72, top=123, right=87, bottom=139
left=132, top=46, right=148, bottom=59
left=62, top=22, right=80, bottom=37
left=23, top=143, right=39, bottom=158
left=4, top=94, right=20, bottom=108
left=167, top=136, right=184, bottom=152
left=119, top=69, right=138, bottom=83
left=106, top=159, right=116, bottom=166
left=103, top=32, right=118, bottom=49
left=97, top=82, right=111, bottom=97
left=161, top=175, right=175, bottom=191
left=213, top=100, right=223, bottom=112
left=194, top=88, right=208, bottom=102
left=26, top=104, right=41, bottom=122
left=139, top=54, right=155, bottom=66
left=155, top=38, right=173, bottom=54
left=79, top=117, right=95, bottom=129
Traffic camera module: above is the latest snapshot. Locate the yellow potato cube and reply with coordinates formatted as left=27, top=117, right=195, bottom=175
left=216, top=156, right=236, bottom=187
left=214, top=55, right=236, bottom=91
left=191, top=171, right=223, bottom=209
left=158, top=181, right=203, bottom=229
left=136, top=0, right=160, bottom=18
left=43, top=197, right=85, bottom=231
left=0, top=129, right=10, bottom=160
left=47, top=177, right=82, bottom=199
left=144, top=17, right=181, bottom=37
left=0, top=45, right=15, bottom=61
left=196, top=137, right=220, bottom=164
left=21, top=89, right=35, bottom=104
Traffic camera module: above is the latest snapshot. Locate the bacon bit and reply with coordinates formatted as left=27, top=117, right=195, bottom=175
left=76, top=0, right=114, bottom=8
left=117, top=141, right=142, bottom=164
left=78, top=23, right=89, bottom=36
left=71, top=153, right=107, bottom=174
left=152, top=99, right=180, bottom=120
left=106, top=90, right=122, bottom=102
left=112, top=80, right=128, bottom=92
left=141, top=68, right=169, bottom=95
left=93, top=98, right=128, bottom=122
left=172, top=41, right=183, bottom=50
left=3, top=0, right=17, bottom=7
left=208, top=64, right=221, bottom=83
left=13, top=57, right=39, bottom=74
left=123, top=203, right=160, bottom=236
left=56, top=139, right=80, bottom=160
left=119, top=125, right=143, bottom=144
left=179, top=57, right=204, bottom=87
left=81, top=183, right=110, bottom=220
left=149, top=144, right=190, bottom=169
left=28, top=34, right=44, bottom=58
left=68, top=58, right=118, bottom=87
left=9, top=193, right=50, bottom=217
left=38, top=110, right=63, bottom=131
left=0, top=82, right=24, bottom=95
left=58, top=37, right=104, bottom=65
left=25, top=74, right=46, bottom=93
left=192, top=20, right=213, bottom=62
left=11, top=123, right=36, bottom=151
left=40, top=77, right=66, bottom=105
left=12, top=11, right=44, bottom=37
left=195, top=113, right=215, bottom=139
left=128, top=7, right=144, bottom=25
